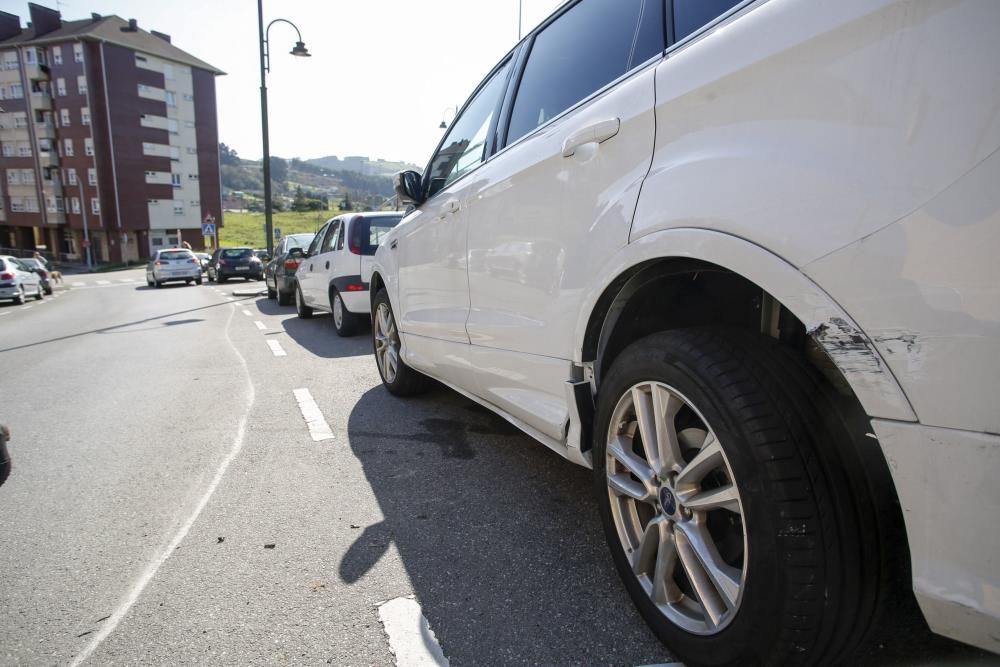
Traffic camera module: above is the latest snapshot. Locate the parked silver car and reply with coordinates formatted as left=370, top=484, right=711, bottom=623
left=0, top=255, right=44, bottom=303
left=145, top=249, right=203, bottom=288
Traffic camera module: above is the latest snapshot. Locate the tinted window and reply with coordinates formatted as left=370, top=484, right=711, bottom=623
left=426, top=58, right=513, bottom=199
left=507, top=0, right=648, bottom=145
left=0, top=259, right=5, bottom=271
left=672, top=0, right=742, bottom=42
left=632, top=0, right=666, bottom=68
left=351, top=215, right=402, bottom=255
left=221, top=248, right=252, bottom=259
left=160, top=250, right=193, bottom=260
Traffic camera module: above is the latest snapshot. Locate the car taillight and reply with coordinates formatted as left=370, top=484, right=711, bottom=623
left=188, top=259, right=198, bottom=264
left=345, top=284, right=365, bottom=292
left=0, top=272, right=13, bottom=280
left=39, top=270, right=48, bottom=278
left=284, top=259, right=300, bottom=271
left=349, top=217, right=363, bottom=255
left=155, top=260, right=164, bottom=266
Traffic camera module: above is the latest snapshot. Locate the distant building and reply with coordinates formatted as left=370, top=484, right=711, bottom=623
left=0, top=4, right=224, bottom=261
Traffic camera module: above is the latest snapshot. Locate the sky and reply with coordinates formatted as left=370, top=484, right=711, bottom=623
left=0, top=0, right=564, bottom=166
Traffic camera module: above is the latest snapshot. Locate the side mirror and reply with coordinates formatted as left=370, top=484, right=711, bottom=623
left=288, top=247, right=304, bottom=259
left=394, top=170, right=424, bottom=205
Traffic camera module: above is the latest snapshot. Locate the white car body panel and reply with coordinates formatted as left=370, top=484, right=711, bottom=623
left=371, top=0, right=1000, bottom=651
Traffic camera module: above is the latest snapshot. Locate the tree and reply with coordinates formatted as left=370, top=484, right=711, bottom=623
left=219, top=142, right=240, bottom=166
left=339, top=191, right=353, bottom=211
left=270, top=156, right=288, bottom=183
left=292, top=186, right=308, bottom=212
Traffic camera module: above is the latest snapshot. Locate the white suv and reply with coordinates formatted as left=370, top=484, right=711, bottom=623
left=293, top=212, right=402, bottom=336
left=372, top=0, right=1000, bottom=663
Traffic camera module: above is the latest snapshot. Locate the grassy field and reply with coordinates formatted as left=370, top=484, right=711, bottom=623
left=219, top=210, right=334, bottom=248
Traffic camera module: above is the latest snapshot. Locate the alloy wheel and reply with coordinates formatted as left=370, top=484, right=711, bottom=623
left=333, top=294, right=343, bottom=329
left=606, top=381, right=747, bottom=635
left=373, top=302, right=399, bottom=383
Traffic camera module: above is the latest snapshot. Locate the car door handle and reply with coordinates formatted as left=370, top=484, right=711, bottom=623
left=561, top=118, right=621, bottom=157
left=390, top=239, right=398, bottom=250
left=446, top=198, right=460, bottom=214
left=325, top=261, right=330, bottom=269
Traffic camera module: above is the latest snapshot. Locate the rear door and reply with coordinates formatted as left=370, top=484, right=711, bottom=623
left=304, top=220, right=341, bottom=307
left=297, top=222, right=329, bottom=302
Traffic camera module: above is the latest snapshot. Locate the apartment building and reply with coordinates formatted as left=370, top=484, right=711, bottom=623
left=0, top=3, right=223, bottom=263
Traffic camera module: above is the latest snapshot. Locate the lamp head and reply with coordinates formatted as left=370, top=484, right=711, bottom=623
left=290, top=41, right=311, bottom=57
left=439, top=121, right=448, bottom=129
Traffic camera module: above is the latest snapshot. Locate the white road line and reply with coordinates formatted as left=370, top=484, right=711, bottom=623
left=266, top=339, right=286, bottom=357
left=118, top=278, right=132, bottom=283
left=254, top=321, right=266, bottom=330
left=0, top=312, right=10, bottom=317
left=70, top=299, right=256, bottom=667
left=241, top=309, right=252, bottom=316
left=292, top=388, right=334, bottom=442
left=20, top=305, right=31, bottom=310
left=377, top=596, right=449, bottom=667
left=225, top=297, right=234, bottom=301
left=71, top=282, right=85, bottom=287
left=96, top=280, right=110, bottom=285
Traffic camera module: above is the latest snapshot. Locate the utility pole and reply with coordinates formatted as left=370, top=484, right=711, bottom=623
left=78, top=179, right=92, bottom=270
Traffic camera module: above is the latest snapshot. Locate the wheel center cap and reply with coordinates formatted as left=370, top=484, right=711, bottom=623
left=659, top=486, right=677, bottom=516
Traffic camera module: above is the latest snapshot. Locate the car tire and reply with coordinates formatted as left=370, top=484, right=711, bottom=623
left=43, top=285, right=53, bottom=295
left=196, top=276, right=203, bottom=285
left=13, top=286, right=25, bottom=305
left=266, top=277, right=277, bottom=299
left=147, top=278, right=154, bottom=287
left=277, top=286, right=292, bottom=306
left=331, top=290, right=358, bottom=337
left=218, top=275, right=227, bottom=284
left=295, top=284, right=313, bottom=319
left=34, top=284, right=43, bottom=300
left=371, top=288, right=432, bottom=396
left=208, top=271, right=216, bottom=283
left=154, top=280, right=161, bottom=289
left=593, top=328, right=896, bottom=666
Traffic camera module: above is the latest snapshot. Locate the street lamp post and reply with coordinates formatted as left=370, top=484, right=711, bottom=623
left=257, top=1, right=310, bottom=255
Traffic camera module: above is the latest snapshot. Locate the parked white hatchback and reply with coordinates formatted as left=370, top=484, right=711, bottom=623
left=0, top=255, right=44, bottom=304
left=145, top=249, right=203, bottom=288
left=293, top=212, right=402, bottom=336
left=371, top=0, right=1000, bottom=664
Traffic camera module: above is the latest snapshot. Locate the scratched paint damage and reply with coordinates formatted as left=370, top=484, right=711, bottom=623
left=808, top=316, right=884, bottom=375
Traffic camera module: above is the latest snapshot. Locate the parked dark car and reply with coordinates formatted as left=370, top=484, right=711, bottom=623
left=264, top=233, right=315, bottom=305
left=21, top=257, right=53, bottom=295
left=207, top=247, right=260, bottom=283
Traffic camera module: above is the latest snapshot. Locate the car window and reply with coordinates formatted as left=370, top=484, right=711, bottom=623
left=632, top=0, right=666, bottom=68
left=506, top=0, right=651, bottom=146
left=306, top=225, right=328, bottom=256
left=426, top=57, right=513, bottom=199
left=160, top=250, right=193, bottom=260
left=13, top=259, right=30, bottom=271
left=286, top=234, right=314, bottom=251
left=221, top=248, right=252, bottom=259
left=672, top=0, right=743, bottom=42
left=351, top=216, right=403, bottom=256
left=0, top=259, right=6, bottom=271
left=321, top=221, right=341, bottom=253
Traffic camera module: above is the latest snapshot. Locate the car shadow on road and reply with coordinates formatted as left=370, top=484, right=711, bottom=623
left=343, top=385, right=672, bottom=666
left=251, top=297, right=373, bottom=360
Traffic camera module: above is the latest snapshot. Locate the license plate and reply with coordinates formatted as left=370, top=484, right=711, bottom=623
left=235, top=267, right=249, bottom=272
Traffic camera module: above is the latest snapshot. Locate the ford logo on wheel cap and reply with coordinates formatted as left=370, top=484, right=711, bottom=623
left=659, top=487, right=677, bottom=516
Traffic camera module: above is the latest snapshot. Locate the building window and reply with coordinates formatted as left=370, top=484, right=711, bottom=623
left=55, top=196, right=64, bottom=212
left=6, top=170, right=19, bottom=185
left=71, top=197, right=81, bottom=214
left=56, top=78, right=66, bottom=96
left=190, top=200, right=200, bottom=207
left=188, top=173, right=199, bottom=181
left=186, top=147, right=197, bottom=155
left=183, top=93, right=193, bottom=101
left=173, top=205, right=184, bottom=215
left=25, top=48, right=37, bottom=65
left=91, top=198, right=100, bottom=214
left=171, top=173, right=181, bottom=188
left=9, top=83, right=24, bottom=99
left=64, top=138, right=74, bottom=156
left=47, top=197, right=57, bottom=213
left=67, top=168, right=78, bottom=185
left=81, top=107, right=90, bottom=125
left=84, top=138, right=94, bottom=156
left=1, top=142, right=12, bottom=157
left=10, top=197, right=25, bottom=212
left=165, top=90, right=176, bottom=106
left=88, top=168, right=97, bottom=185
left=39, top=138, right=53, bottom=153
left=2, top=55, right=17, bottom=70
left=13, top=112, right=27, bottom=128
left=77, top=75, right=87, bottom=95
left=60, top=108, right=70, bottom=126
left=17, top=141, right=31, bottom=157
left=73, top=44, right=83, bottom=63
left=21, top=169, right=35, bottom=184
left=53, top=46, right=62, bottom=65
left=25, top=197, right=39, bottom=212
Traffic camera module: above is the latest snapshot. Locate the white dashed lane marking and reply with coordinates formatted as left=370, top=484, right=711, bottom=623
left=241, top=309, right=252, bottom=316
left=292, top=388, right=334, bottom=442
left=377, top=596, right=448, bottom=667
left=71, top=282, right=85, bottom=287
left=266, top=340, right=286, bottom=357
left=253, top=321, right=266, bottom=330
left=96, top=280, right=110, bottom=285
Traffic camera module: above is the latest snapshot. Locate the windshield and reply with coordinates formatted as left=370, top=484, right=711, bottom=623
left=159, top=250, right=194, bottom=260
left=221, top=249, right=252, bottom=259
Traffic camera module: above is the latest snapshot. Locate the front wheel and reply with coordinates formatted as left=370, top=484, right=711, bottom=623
left=594, top=329, right=892, bottom=666
left=34, top=284, right=43, bottom=300
left=371, top=289, right=431, bottom=396
left=332, top=291, right=358, bottom=337
left=13, top=286, right=25, bottom=305
left=266, top=276, right=277, bottom=299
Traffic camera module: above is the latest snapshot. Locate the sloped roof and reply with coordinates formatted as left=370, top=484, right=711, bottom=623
left=2, top=14, right=223, bottom=75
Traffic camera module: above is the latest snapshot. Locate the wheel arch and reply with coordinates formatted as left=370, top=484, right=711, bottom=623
left=578, top=228, right=916, bottom=424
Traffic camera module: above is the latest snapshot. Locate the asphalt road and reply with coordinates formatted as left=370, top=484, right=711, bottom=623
left=0, top=269, right=996, bottom=666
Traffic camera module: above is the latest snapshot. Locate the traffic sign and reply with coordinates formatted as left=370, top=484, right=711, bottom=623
left=274, top=227, right=281, bottom=239
left=202, top=223, right=216, bottom=236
